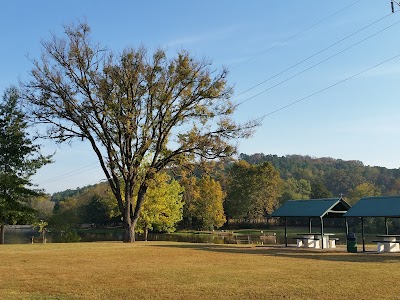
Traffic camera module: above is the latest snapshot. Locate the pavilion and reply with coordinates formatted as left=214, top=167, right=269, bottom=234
left=343, top=195, right=400, bottom=252
left=271, top=197, right=351, bottom=249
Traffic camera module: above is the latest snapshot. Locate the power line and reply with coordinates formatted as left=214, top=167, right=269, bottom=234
left=39, top=165, right=100, bottom=184
left=235, top=17, right=400, bottom=107
left=37, top=162, right=100, bottom=184
left=233, top=11, right=396, bottom=100
left=230, top=0, right=363, bottom=71
left=258, top=51, right=400, bottom=120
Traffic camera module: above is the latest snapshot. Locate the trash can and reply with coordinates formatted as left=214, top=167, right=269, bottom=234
left=347, top=232, right=357, bottom=253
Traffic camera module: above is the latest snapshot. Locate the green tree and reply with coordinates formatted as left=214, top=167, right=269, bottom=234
left=80, top=194, right=118, bottom=226
left=48, top=197, right=82, bottom=243
left=49, top=197, right=81, bottom=230
left=387, top=178, right=400, bottom=195
left=280, top=178, right=311, bottom=202
left=0, top=87, right=51, bottom=244
left=28, top=194, right=54, bottom=220
left=33, top=220, right=48, bottom=243
left=324, top=169, right=362, bottom=196
left=79, top=183, right=120, bottom=226
left=310, top=181, right=332, bottom=199
left=22, top=22, right=255, bottom=242
left=50, top=182, right=119, bottom=229
left=225, top=161, right=282, bottom=220
left=137, top=173, right=184, bottom=240
left=347, top=183, right=381, bottom=205
left=183, top=175, right=226, bottom=230
left=181, top=174, right=200, bottom=229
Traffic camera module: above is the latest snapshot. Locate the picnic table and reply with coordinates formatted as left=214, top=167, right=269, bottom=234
left=295, top=233, right=337, bottom=249
left=372, top=235, right=400, bottom=253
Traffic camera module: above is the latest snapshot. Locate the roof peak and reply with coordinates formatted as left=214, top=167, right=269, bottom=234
left=288, top=197, right=341, bottom=202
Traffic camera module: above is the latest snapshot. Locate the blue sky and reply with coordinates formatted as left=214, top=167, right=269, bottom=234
left=1, top=0, right=400, bottom=194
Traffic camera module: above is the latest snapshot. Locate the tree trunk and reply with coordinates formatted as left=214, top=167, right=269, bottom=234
left=123, top=219, right=135, bottom=243
left=122, top=190, right=136, bottom=242
left=144, top=227, right=148, bottom=241
left=0, top=224, right=5, bottom=244
left=122, top=182, right=148, bottom=243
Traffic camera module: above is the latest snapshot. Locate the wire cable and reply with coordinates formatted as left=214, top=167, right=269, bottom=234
left=235, top=17, right=400, bottom=107
left=234, top=11, right=396, bottom=100
left=230, top=0, right=363, bottom=71
left=258, top=51, right=400, bottom=120
left=37, top=162, right=100, bottom=184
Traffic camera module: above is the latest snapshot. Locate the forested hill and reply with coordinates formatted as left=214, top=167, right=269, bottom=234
left=239, top=153, right=400, bottom=202
left=50, top=153, right=400, bottom=213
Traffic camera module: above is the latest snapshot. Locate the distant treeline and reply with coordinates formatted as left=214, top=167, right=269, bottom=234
left=45, top=153, right=400, bottom=233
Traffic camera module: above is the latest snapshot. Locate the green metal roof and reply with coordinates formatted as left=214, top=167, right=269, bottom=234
left=271, top=198, right=351, bottom=218
left=344, top=196, right=400, bottom=217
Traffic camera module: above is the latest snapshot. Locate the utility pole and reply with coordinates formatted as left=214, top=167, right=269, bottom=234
left=391, top=0, right=400, bottom=13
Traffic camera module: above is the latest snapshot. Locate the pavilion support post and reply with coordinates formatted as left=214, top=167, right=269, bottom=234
left=345, top=217, right=349, bottom=236
left=320, top=217, right=324, bottom=249
left=285, top=217, right=288, bottom=247
left=309, top=218, right=312, bottom=233
left=361, top=217, right=365, bottom=252
left=385, top=217, right=389, bottom=235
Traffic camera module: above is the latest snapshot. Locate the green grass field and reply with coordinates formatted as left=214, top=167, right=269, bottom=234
left=0, top=242, right=398, bottom=299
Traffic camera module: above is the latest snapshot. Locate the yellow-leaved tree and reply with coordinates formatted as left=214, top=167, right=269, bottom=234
left=183, top=176, right=226, bottom=230
left=137, top=173, right=184, bottom=240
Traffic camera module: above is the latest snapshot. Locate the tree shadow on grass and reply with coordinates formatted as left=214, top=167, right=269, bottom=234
left=148, top=243, right=400, bottom=263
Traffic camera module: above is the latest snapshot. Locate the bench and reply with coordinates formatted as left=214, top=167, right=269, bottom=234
left=259, top=233, right=276, bottom=239
left=235, top=235, right=252, bottom=244
left=328, top=237, right=339, bottom=248
left=371, top=240, right=399, bottom=242
left=293, top=237, right=321, bottom=248
left=294, top=236, right=339, bottom=248
left=259, top=234, right=277, bottom=244
left=371, top=240, right=400, bottom=253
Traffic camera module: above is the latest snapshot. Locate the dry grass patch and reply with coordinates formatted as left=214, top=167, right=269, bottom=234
left=0, top=242, right=399, bottom=299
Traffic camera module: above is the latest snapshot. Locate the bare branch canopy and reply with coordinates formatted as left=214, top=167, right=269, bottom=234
left=22, top=22, right=258, bottom=242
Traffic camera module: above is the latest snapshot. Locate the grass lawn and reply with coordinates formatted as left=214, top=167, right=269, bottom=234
left=0, top=242, right=398, bottom=299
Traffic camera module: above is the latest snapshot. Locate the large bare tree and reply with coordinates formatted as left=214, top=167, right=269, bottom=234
left=22, top=23, right=256, bottom=242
